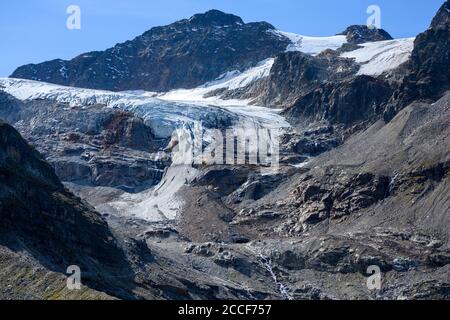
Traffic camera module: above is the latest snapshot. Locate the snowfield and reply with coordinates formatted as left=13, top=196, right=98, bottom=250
left=341, top=38, right=415, bottom=76
left=271, top=30, right=348, bottom=55
left=159, top=30, right=349, bottom=106
left=158, top=33, right=414, bottom=107
left=109, top=164, right=200, bottom=221
left=272, top=29, right=414, bottom=77
left=159, top=58, right=274, bottom=106
left=159, top=33, right=414, bottom=106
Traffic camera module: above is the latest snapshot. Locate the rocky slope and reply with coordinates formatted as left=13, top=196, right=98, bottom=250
left=0, top=119, right=294, bottom=300
left=174, top=92, right=449, bottom=300
left=0, top=119, right=134, bottom=298
left=387, top=0, right=450, bottom=119
left=0, top=90, right=169, bottom=191
left=0, top=2, right=449, bottom=300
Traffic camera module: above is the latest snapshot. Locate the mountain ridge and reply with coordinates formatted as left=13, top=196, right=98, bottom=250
left=0, top=3, right=449, bottom=300
left=10, top=10, right=392, bottom=93
left=10, top=10, right=289, bottom=92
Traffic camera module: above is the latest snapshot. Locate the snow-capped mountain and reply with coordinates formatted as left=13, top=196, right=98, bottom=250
left=1, top=2, right=450, bottom=301
left=10, top=10, right=393, bottom=93
left=10, top=10, right=291, bottom=92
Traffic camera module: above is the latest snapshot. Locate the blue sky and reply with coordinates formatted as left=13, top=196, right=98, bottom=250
left=0, top=0, right=445, bottom=76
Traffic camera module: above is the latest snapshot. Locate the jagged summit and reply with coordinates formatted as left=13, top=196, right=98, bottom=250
left=1, top=3, right=450, bottom=301
left=188, top=9, right=244, bottom=26
left=431, top=0, right=450, bottom=29
left=390, top=0, right=450, bottom=109
left=340, top=25, right=393, bottom=44
left=10, top=10, right=288, bottom=92
left=9, top=8, right=399, bottom=93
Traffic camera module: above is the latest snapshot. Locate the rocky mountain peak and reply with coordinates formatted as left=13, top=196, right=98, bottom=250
left=340, top=25, right=393, bottom=44
left=2, top=3, right=450, bottom=301
left=387, top=0, right=450, bottom=113
left=430, top=0, right=450, bottom=29
left=10, top=10, right=288, bottom=92
left=188, top=9, right=244, bottom=26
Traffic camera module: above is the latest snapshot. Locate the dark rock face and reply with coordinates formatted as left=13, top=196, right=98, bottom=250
left=0, top=92, right=169, bottom=190
left=189, top=10, right=244, bottom=26
left=290, top=172, right=391, bottom=225
left=386, top=1, right=450, bottom=120
left=431, top=0, right=450, bottom=29
left=258, top=52, right=326, bottom=108
left=193, top=167, right=251, bottom=197
left=0, top=120, right=131, bottom=287
left=340, top=25, right=393, bottom=44
left=293, top=136, right=340, bottom=157
left=101, top=111, right=160, bottom=152
left=408, top=1, right=450, bottom=98
left=261, top=51, right=359, bottom=108
left=285, top=75, right=393, bottom=126
left=216, top=50, right=359, bottom=108
left=10, top=10, right=290, bottom=92
left=278, top=125, right=341, bottom=160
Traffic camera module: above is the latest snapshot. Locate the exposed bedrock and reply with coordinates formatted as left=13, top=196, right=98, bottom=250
left=10, top=10, right=290, bottom=92
left=0, top=92, right=170, bottom=191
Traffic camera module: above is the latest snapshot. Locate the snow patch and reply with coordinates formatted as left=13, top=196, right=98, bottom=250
left=341, top=38, right=415, bottom=76
left=271, top=30, right=348, bottom=55
left=109, top=165, right=199, bottom=221
left=158, top=58, right=274, bottom=106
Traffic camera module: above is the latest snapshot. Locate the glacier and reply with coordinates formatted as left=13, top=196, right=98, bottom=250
left=0, top=77, right=289, bottom=221
left=0, top=34, right=416, bottom=221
